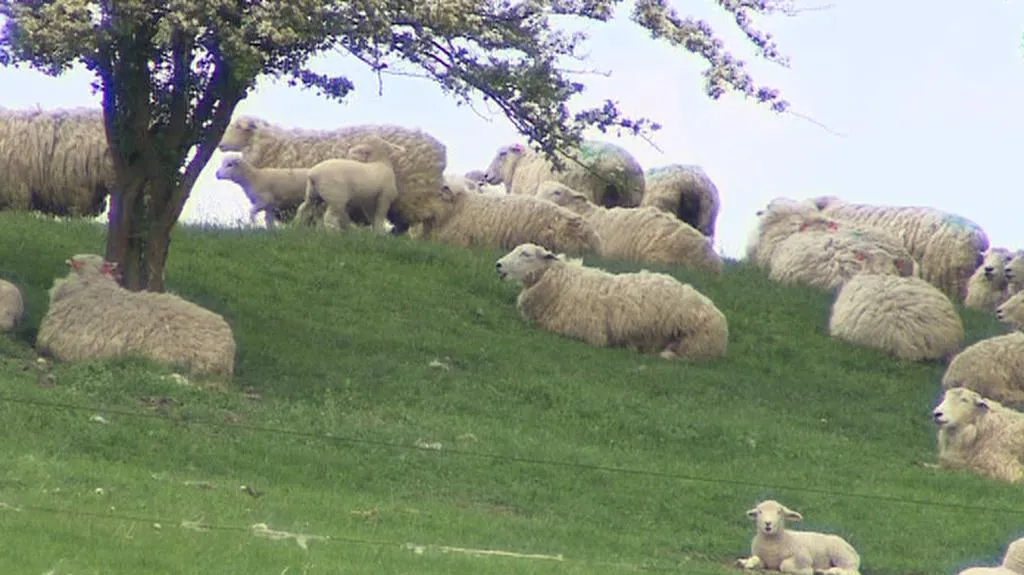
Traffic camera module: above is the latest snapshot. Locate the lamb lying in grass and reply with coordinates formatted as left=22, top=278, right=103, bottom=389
left=737, top=499, right=861, bottom=575
left=495, top=243, right=728, bottom=361
left=957, top=536, right=1024, bottom=574
left=932, top=386, right=1024, bottom=483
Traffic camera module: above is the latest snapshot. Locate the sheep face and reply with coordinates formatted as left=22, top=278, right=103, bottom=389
left=464, top=169, right=487, bottom=183
left=496, top=243, right=558, bottom=282
left=483, top=143, right=526, bottom=185
left=66, top=254, right=119, bottom=281
left=1006, top=253, right=1024, bottom=285
left=217, top=118, right=260, bottom=152
left=536, top=181, right=587, bottom=208
left=995, top=293, right=1024, bottom=327
left=980, top=248, right=1011, bottom=281
left=746, top=500, right=802, bottom=536
left=933, top=387, right=990, bottom=428
left=214, top=155, right=246, bottom=181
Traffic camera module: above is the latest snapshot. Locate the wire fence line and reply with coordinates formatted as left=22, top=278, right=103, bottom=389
left=0, top=392, right=1019, bottom=517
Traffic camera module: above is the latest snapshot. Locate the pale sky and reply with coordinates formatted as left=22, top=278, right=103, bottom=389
left=1, top=1, right=1022, bottom=259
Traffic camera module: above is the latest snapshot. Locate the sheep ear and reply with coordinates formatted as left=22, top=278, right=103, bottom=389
left=510, top=143, right=524, bottom=153
left=977, top=399, right=990, bottom=411
left=745, top=508, right=758, bottom=519
left=783, top=508, right=803, bottom=521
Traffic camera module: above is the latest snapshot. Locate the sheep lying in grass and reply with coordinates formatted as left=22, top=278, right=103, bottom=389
left=535, top=181, right=722, bottom=274
left=812, top=195, right=989, bottom=302
left=495, top=243, right=728, bottom=361
left=214, top=155, right=308, bottom=228
left=482, top=141, right=646, bottom=208
left=768, top=226, right=917, bottom=291
left=412, top=182, right=603, bottom=256
left=932, top=386, right=1024, bottom=483
left=956, top=536, right=1024, bottom=574
left=1005, top=251, right=1024, bottom=296
left=0, top=279, right=23, bottom=333
left=737, top=499, right=861, bottom=575
left=36, top=254, right=236, bottom=377
left=828, top=274, right=963, bottom=362
left=640, top=164, right=720, bottom=237
left=745, top=197, right=848, bottom=269
left=942, top=333, right=1024, bottom=407
left=295, top=139, right=400, bottom=234
left=996, top=292, right=1024, bottom=330
left=965, top=248, right=1013, bottom=312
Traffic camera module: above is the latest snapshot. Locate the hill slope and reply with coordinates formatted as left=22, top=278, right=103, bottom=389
left=0, top=211, right=1019, bottom=575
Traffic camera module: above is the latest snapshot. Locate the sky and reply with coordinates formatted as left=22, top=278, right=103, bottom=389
left=1, top=0, right=1022, bottom=259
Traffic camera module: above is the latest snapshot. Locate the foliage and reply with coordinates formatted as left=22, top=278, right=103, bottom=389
left=0, top=211, right=1020, bottom=574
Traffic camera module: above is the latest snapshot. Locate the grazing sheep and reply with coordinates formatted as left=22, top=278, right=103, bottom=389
left=295, top=138, right=400, bottom=234
left=36, top=254, right=236, bottom=376
left=812, top=195, right=989, bottom=302
left=956, top=536, right=1024, bottom=575
left=828, top=274, right=963, bottom=362
left=996, top=292, right=1024, bottom=330
left=482, top=140, right=645, bottom=208
left=535, top=180, right=722, bottom=274
left=214, top=155, right=308, bottom=228
left=965, top=248, right=1013, bottom=312
left=0, top=106, right=113, bottom=217
left=217, top=116, right=446, bottom=234
left=932, top=386, right=1024, bottom=483
left=768, top=227, right=917, bottom=291
left=942, top=332, right=1024, bottom=407
left=737, top=499, right=861, bottom=575
left=0, top=279, right=23, bottom=333
left=1005, top=251, right=1024, bottom=296
left=412, top=184, right=602, bottom=255
left=640, top=164, right=720, bottom=237
left=495, top=243, right=728, bottom=361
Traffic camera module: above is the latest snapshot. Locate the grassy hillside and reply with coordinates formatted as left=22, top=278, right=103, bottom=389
left=0, top=210, right=1019, bottom=575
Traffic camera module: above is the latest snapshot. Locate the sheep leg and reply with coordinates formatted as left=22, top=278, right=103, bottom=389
left=370, top=195, right=394, bottom=235
left=778, top=557, right=814, bottom=575
left=736, top=556, right=762, bottom=570
left=262, top=209, right=277, bottom=229
left=323, top=205, right=351, bottom=232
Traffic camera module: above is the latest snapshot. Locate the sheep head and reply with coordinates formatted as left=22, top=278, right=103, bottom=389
left=217, top=117, right=262, bottom=152
left=980, top=248, right=1011, bottom=283
left=65, top=254, right=118, bottom=280
left=933, top=387, right=991, bottom=428
left=215, top=155, right=247, bottom=181
left=483, top=143, right=527, bottom=186
left=1005, top=252, right=1024, bottom=286
left=1003, top=537, right=1024, bottom=573
left=995, top=292, right=1024, bottom=329
left=536, top=181, right=590, bottom=212
left=496, top=243, right=560, bottom=283
left=746, top=500, right=802, bottom=537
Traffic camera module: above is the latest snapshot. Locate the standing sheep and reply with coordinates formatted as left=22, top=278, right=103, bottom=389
left=214, top=155, right=309, bottom=228
left=295, top=139, right=400, bottom=234
left=942, top=332, right=1024, bottom=407
left=36, top=254, right=236, bottom=377
left=535, top=180, right=722, bottom=274
left=1005, top=251, right=1024, bottom=296
left=495, top=243, right=728, bottom=361
left=0, top=106, right=113, bottom=217
left=640, top=164, right=720, bottom=237
left=0, top=279, right=23, bottom=333
left=768, top=227, right=917, bottom=291
left=956, top=537, right=1024, bottom=575
left=932, top=386, right=1024, bottom=483
left=217, top=116, right=446, bottom=234
left=828, top=274, right=963, bottom=362
left=812, top=195, right=989, bottom=302
left=737, top=499, right=861, bottom=575
left=482, top=140, right=646, bottom=208
left=965, top=248, right=1013, bottom=312
left=411, top=183, right=602, bottom=256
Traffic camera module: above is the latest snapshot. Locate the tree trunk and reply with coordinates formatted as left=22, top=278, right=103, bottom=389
left=105, top=168, right=176, bottom=292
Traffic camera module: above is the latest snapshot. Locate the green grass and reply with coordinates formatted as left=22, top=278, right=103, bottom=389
left=0, top=210, right=1020, bottom=575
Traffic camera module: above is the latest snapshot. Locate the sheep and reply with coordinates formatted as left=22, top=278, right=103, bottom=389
left=932, top=386, right=1024, bottom=483
left=737, top=499, right=861, bottom=575
left=996, top=292, right=1024, bottom=331
left=214, top=155, right=309, bottom=228
left=745, top=197, right=849, bottom=269
left=768, top=226, right=917, bottom=291
left=812, top=195, right=989, bottom=302
left=36, top=254, right=236, bottom=377
left=965, top=248, right=1013, bottom=312
left=443, top=172, right=506, bottom=196
left=1005, top=251, right=1024, bottom=296
left=494, top=243, right=729, bottom=360
left=942, top=332, right=1024, bottom=407
left=640, top=164, right=720, bottom=237
left=217, top=116, right=447, bottom=234
left=956, top=537, right=1024, bottom=575
left=828, top=274, right=963, bottom=362
left=535, top=180, right=722, bottom=274
left=294, top=139, right=400, bottom=234
left=0, top=106, right=113, bottom=217
left=482, top=140, right=646, bottom=208
left=411, top=181, right=603, bottom=256
left=0, top=279, right=23, bottom=333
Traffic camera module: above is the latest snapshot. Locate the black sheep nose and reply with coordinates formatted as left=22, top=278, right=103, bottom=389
left=933, top=411, right=943, bottom=420
left=495, top=262, right=502, bottom=270
left=985, top=266, right=994, bottom=273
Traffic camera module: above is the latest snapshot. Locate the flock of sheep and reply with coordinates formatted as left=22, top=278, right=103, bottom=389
left=2, top=106, right=1024, bottom=573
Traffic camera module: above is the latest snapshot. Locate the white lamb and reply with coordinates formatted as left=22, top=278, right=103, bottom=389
left=214, top=155, right=309, bottom=228
left=296, top=140, right=400, bottom=234
left=964, top=248, right=1013, bottom=312
left=956, top=536, right=1024, bottom=575
left=932, top=386, right=1024, bottom=483
left=0, top=278, right=23, bottom=333
left=737, top=499, right=861, bottom=575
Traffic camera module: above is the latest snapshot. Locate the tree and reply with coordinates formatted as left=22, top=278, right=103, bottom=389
left=0, top=0, right=792, bottom=292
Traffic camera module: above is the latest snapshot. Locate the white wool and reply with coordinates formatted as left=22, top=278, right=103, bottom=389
left=965, top=248, right=1013, bottom=312
left=932, top=387, right=1024, bottom=483
left=737, top=500, right=861, bottom=575
left=0, top=279, right=23, bottom=333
